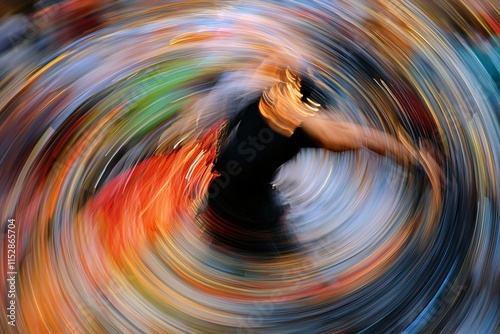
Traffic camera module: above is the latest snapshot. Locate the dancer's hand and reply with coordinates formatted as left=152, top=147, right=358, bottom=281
left=418, top=142, right=443, bottom=191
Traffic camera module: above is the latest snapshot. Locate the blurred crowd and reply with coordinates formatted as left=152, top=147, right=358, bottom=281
left=0, top=0, right=116, bottom=80
left=0, top=0, right=498, bottom=94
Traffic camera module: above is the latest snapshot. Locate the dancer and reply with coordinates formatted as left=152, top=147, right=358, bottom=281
left=203, top=57, right=442, bottom=255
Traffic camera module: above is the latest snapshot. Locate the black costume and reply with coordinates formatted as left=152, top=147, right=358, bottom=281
left=204, top=97, right=318, bottom=253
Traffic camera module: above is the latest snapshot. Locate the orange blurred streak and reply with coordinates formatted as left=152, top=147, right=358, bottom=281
left=86, top=127, right=219, bottom=265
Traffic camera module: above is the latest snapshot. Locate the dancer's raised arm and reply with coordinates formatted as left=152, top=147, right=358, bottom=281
left=301, top=116, right=418, bottom=164
left=301, top=115, right=443, bottom=196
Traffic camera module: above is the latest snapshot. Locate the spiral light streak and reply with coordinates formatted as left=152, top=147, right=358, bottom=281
left=1, top=1, right=499, bottom=333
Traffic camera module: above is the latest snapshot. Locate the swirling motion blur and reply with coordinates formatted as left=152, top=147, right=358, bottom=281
left=1, top=1, right=499, bottom=333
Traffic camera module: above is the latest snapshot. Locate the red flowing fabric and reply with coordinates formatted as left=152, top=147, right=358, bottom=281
left=85, top=128, right=219, bottom=264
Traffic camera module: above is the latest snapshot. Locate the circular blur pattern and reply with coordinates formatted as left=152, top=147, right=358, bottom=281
left=1, top=1, right=499, bottom=333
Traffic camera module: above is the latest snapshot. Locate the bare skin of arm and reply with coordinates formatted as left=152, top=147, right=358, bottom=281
left=301, top=116, right=443, bottom=213
left=301, top=116, right=418, bottom=163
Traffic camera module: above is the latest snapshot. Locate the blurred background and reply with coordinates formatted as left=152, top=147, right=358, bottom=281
left=1, top=0, right=499, bottom=333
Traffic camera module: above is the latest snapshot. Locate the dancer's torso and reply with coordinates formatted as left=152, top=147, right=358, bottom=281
left=208, top=97, right=317, bottom=227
